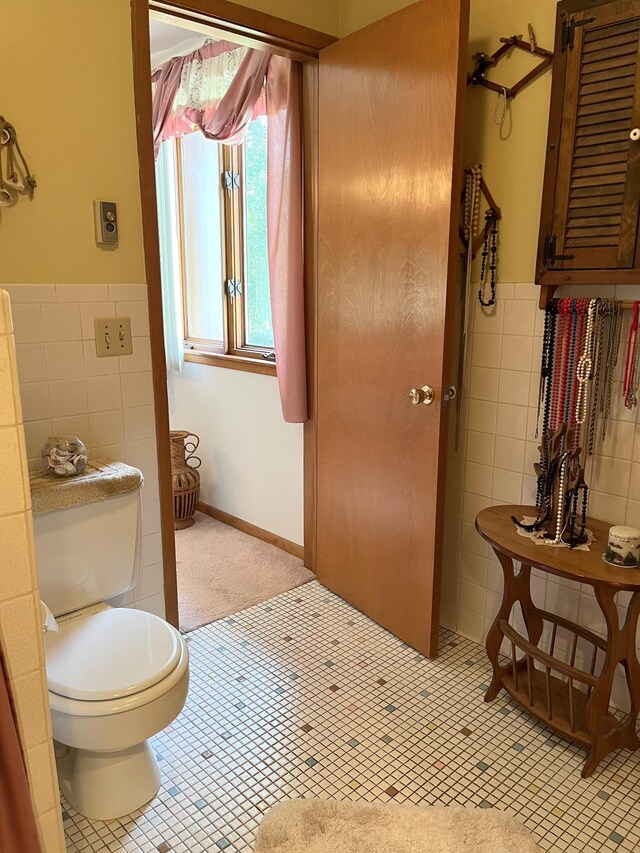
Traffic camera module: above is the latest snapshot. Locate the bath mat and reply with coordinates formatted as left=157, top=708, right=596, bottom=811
left=253, top=799, right=542, bottom=853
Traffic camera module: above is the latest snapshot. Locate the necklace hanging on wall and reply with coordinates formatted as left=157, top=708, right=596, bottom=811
left=493, top=87, right=510, bottom=126
left=455, top=165, right=482, bottom=450
left=455, top=168, right=502, bottom=451
left=623, top=301, right=640, bottom=409
left=478, top=207, right=499, bottom=307
left=519, top=297, right=624, bottom=548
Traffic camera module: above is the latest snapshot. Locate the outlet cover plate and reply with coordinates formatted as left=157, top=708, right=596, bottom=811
left=94, top=317, right=133, bottom=357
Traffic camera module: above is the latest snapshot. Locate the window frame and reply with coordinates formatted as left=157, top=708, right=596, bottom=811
left=173, top=131, right=277, bottom=375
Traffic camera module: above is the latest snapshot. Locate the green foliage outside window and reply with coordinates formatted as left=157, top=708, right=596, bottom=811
left=244, top=115, right=274, bottom=349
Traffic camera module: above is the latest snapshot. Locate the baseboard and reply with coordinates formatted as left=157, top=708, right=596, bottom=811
left=196, top=501, right=305, bottom=561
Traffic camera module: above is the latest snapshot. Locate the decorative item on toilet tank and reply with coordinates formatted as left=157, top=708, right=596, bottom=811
left=41, top=435, right=88, bottom=477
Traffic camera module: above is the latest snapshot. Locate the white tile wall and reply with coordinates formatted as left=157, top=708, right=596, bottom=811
left=0, top=289, right=65, bottom=852
left=5, top=284, right=165, bottom=619
left=443, top=281, right=640, bottom=711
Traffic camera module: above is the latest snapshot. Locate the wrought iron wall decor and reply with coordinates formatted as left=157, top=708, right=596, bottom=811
left=0, top=116, right=36, bottom=208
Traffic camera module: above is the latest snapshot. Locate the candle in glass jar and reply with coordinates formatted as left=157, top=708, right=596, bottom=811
left=604, top=526, right=640, bottom=567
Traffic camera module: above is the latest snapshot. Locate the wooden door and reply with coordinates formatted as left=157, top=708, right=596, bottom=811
left=537, top=0, right=640, bottom=288
left=315, top=0, right=469, bottom=657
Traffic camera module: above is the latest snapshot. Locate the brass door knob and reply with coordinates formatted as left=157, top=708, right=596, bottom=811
left=409, top=385, right=435, bottom=405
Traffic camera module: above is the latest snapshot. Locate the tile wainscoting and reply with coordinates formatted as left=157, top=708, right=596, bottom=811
left=4, top=283, right=165, bottom=619
left=442, top=282, right=640, bottom=711
left=0, top=290, right=65, bottom=852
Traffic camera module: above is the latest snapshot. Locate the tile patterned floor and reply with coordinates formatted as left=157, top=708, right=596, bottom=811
left=63, top=581, right=640, bottom=853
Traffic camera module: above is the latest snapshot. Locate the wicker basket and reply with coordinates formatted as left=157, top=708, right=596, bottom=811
left=169, top=430, right=201, bottom=530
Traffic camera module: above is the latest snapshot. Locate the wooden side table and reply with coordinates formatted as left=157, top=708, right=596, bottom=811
left=476, top=504, right=640, bottom=777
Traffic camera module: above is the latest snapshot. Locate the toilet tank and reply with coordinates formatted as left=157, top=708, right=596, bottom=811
left=33, top=486, right=142, bottom=618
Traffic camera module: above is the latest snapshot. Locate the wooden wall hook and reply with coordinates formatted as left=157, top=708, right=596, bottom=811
left=459, top=170, right=501, bottom=259
left=468, top=31, right=553, bottom=100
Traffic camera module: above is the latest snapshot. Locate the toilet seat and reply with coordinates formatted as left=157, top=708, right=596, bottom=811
left=46, top=606, right=182, bottom=702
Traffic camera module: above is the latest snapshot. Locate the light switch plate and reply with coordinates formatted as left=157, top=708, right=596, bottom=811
left=94, top=317, right=133, bottom=357
left=94, top=200, right=119, bottom=246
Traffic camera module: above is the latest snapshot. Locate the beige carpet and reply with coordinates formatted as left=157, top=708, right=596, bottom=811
left=254, top=800, right=542, bottom=853
left=175, top=512, right=313, bottom=631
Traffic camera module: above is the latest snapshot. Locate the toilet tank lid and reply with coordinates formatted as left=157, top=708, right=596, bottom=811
left=30, top=460, right=143, bottom=516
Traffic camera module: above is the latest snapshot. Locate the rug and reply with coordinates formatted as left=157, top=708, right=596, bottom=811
left=254, top=800, right=541, bottom=853
left=175, top=512, right=313, bottom=631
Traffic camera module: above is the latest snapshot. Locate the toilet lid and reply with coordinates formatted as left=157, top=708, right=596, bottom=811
left=45, top=608, right=182, bottom=701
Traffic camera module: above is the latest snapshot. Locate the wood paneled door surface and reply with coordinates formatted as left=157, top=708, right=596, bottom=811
left=316, top=0, right=469, bottom=657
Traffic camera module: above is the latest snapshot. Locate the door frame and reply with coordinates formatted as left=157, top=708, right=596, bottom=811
left=130, top=0, right=334, bottom=626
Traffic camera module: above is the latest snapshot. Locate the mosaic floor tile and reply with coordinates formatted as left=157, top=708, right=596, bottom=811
left=63, top=581, right=640, bottom=852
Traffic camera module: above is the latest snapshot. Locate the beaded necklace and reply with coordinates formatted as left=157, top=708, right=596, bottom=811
left=478, top=208, right=498, bottom=307
left=537, top=299, right=557, bottom=441
left=624, top=301, right=640, bottom=409
left=570, top=300, right=588, bottom=446
left=574, top=298, right=598, bottom=435
left=587, top=300, right=623, bottom=454
left=549, top=302, right=568, bottom=433
left=563, top=300, right=578, bottom=425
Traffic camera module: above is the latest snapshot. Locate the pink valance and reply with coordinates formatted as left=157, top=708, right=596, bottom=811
left=151, top=40, right=268, bottom=157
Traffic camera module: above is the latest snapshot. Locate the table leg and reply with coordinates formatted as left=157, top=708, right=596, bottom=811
left=485, top=550, right=543, bottom=702
left=583, top=588, right=640, bottom=778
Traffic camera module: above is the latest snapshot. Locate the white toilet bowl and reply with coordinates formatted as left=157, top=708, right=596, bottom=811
left=32, top=462, right=191, bottom=820
left=46, top=604, right=189, bottom=821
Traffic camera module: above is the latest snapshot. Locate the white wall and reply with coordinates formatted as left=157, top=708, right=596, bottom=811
left=167, top=363, right=304, bottom=545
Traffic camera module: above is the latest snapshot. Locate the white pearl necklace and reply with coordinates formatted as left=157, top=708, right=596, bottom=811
left=464, top=166, right=482, bottom=242
left=575, top=299, right=597, bottom=427
left=552, top=450, right=573, bottom=544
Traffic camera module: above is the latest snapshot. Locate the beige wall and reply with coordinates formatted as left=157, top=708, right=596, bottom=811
left=464, top=0, right=556, bottom=282
left=339, top=0, right=412, bottom=35
left=0, top=0, right=555, bottom=285
left=0, top=0, right=340, bottom=287
left=234, top=0, right=340, bottom=34
left=0, top=1, right=146, bottom=285
left=0, top=291, right=65, bottom=852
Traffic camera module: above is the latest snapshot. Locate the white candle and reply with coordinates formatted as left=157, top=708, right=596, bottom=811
left=605, top=526, right=640, bottom=567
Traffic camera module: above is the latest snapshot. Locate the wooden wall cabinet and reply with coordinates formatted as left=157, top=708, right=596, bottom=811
left=536, top=0, right=640, bottom=307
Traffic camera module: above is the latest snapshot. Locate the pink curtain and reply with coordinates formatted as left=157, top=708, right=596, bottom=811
left=152, top=41, right=269, bottom=157
left=153, top=43, right=307, bottom=422
left=0, top=654, right=43, bottom=852
left=266, top=56, right=307, bottom=423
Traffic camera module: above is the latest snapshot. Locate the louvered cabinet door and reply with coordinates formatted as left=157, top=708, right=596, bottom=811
left=537, top=0, right=640, bottom=290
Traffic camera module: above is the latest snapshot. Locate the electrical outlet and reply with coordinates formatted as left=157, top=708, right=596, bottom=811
left=94, top=317, right=133, bottom=357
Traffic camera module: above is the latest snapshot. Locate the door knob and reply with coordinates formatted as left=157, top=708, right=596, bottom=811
left=631, top=128, right=640, bottom=141
left=409, top=385, right=435, bottom=405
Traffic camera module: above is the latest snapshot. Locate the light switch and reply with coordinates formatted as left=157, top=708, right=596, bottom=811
left=94, top=317, right=133, bottom=357
left=94, top=200, right=119, bottom=246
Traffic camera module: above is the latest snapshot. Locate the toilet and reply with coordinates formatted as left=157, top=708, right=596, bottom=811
left=32, top=461, right=189, bottom=821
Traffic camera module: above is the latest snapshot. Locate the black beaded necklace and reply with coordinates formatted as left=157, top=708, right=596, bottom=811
left=478, top=208, right=498, bottom=307
left=566, top=480, right=589, bottom=548
left=537, top=299, right=558, bottom=441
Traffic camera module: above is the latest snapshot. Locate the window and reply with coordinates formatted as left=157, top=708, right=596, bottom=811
left=162, top=114, right=275, bottom=369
